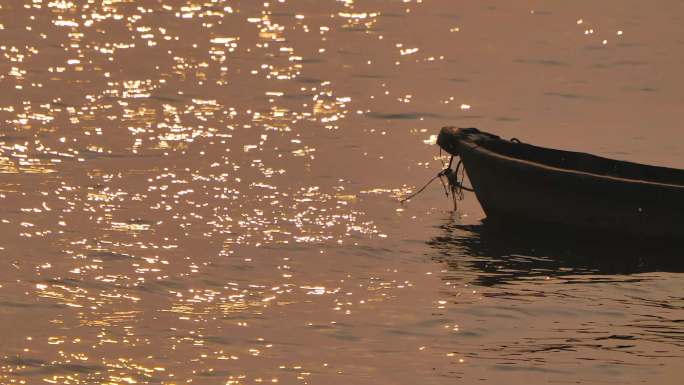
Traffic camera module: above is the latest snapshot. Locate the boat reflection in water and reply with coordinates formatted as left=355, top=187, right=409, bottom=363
left=429, top=219, right=684, bottom=286
left=424, top=219, right=683, bottom=383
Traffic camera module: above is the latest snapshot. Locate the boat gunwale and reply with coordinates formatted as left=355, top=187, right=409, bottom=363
left=458, top=139, right=684, bottom=191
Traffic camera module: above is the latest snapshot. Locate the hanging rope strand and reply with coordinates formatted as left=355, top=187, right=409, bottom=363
left=401, top=154, right=474, bottom=205
left=400, top=174, right=443, bottom=203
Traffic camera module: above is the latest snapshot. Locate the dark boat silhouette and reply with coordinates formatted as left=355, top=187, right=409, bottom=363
left=437, top=127, right=684, bottom=239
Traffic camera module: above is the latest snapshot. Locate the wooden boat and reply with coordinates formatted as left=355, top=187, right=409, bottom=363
left=437, top=127, right=684, bottom=239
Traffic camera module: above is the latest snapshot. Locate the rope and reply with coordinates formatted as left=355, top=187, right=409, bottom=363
left=402, top=136, right=520, bottom=206
left=453, top=180, right=475, bottom=193
left=400, top=173, right=444, bottom=203
left=401, top=155, right=474, bottom=205
left=447, top=159, right=474, bottom=193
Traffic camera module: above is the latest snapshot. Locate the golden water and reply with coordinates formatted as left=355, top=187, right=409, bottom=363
left=0, top=1, right=682, bottom=384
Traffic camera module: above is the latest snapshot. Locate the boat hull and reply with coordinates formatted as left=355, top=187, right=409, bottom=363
left=439, top=127, right=684, bottom=240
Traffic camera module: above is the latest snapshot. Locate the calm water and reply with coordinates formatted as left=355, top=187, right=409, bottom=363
left=0, top=0, right=682, bottom=384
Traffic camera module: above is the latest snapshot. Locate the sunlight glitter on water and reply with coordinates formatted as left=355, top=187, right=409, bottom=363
left=0, top=0, right=683, bottom=384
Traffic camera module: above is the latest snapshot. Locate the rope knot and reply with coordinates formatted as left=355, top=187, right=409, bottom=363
left=400, top=155, right=474, bottom=208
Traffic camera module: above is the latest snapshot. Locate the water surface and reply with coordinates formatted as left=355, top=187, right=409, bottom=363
left=0, top=0, right=682, bottom=384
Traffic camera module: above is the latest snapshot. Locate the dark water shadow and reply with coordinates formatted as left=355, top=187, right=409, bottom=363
left=366, top=112, right=445, bottom=120
left=544, top=91, right=596, bottom=100
left=352, top=73, right=385, bottom=79
left=513, top=58, right=568, bottom=67
left=428, top=219, right=684, bottom=286
left=2, top=356, right=106, bottom=375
